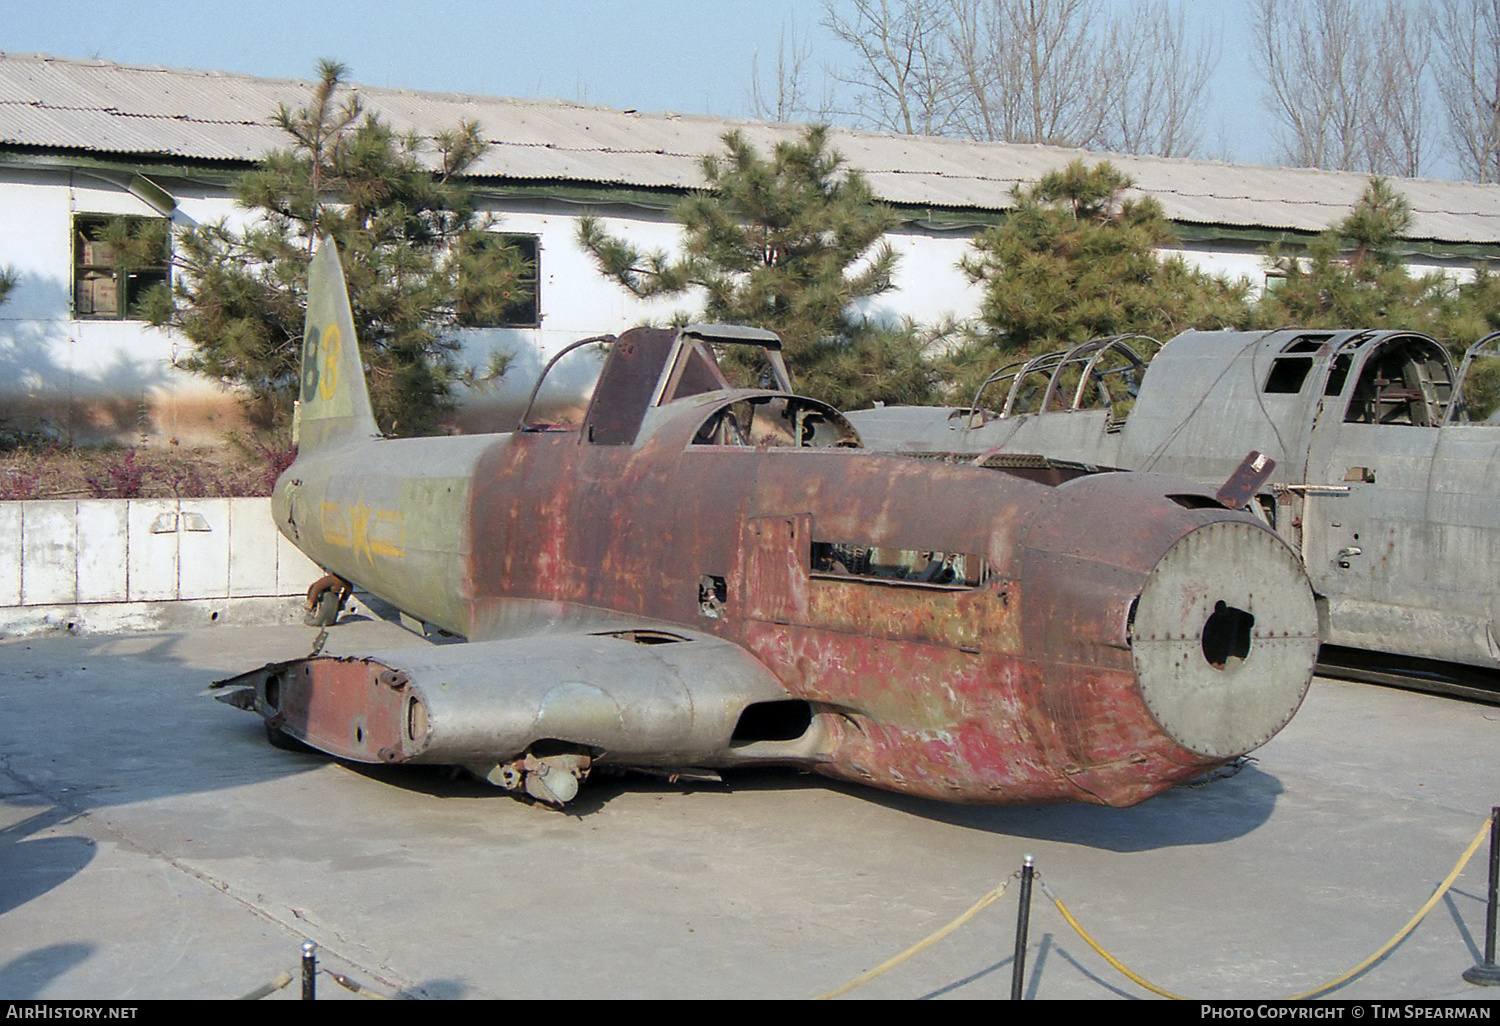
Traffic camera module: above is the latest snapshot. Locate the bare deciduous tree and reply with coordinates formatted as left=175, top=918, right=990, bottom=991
left=955, top=0, right=1113, bottom=147
left=823, top=0, right=963, bottom=136
left=823, top=0, right=1211, bottom=157
left=1366, top=2, right=1430, bottom=177
left=1254, top=0, right=1366, bottom=169
left=750, top=19, right=835, bottom=123
left=1102, top=2, right=1213, bottom=157
left=1434, top=0, right=1500, bottom=182
left=1254, top=0, right=1431, bottom=175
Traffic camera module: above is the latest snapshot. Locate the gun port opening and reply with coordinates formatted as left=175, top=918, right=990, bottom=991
left=406, top=696, right=428, bottom=743
left=1202, top=601, right=1254, bottom=670
left=264, top=673, right=282, bottom=712
left=732, top=700, right=814, bottom=742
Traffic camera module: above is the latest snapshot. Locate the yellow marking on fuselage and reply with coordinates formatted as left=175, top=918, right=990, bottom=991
left=348, top=501, right=375, bottom=562
left=317, top=323, right=341, bottom=401
left=370, top=510, right=405, bottom=558
left=320, top=499, right=405, bottom=562
left=320, top=500, right=350, bottom=545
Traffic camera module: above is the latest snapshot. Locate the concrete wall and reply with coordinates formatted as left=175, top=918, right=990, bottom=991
left=0, top=497, right=323, bottom=636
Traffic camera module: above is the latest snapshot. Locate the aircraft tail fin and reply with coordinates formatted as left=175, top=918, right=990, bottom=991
left=294, top=239, right=380, bottom=451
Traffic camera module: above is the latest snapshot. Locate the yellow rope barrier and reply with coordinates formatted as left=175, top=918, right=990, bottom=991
left=1045, top=886, right=1186, bottom=999
left=243, top=814, right=1493, bottom=1003
left=1285, top=814, right=1492, bottom=1000
left=1045, top=812, right=1495, bottom=1001
left=814, top=881, right=1009, bottom=1000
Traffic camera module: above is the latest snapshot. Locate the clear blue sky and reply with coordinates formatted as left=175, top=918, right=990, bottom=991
left=7, top=1, right=1266, bottom=162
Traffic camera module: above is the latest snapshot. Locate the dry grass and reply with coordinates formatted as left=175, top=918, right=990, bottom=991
left=0, top=437, right=294, bottom=501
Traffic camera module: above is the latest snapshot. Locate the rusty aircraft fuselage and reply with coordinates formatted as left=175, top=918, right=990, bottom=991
left=226, top=244, right=1319, bottom=807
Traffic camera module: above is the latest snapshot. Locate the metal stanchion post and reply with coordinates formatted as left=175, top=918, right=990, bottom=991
left=1011, top=854, right=1035, bottom=1000
left=1464, top=808, right=1500, bottom=986
left=302, top=940, right=318, bottom=1000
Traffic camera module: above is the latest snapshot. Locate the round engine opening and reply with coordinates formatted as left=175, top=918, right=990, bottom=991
left=1131, top=520, right=1318, bottom=758
left=1202, top=600, right=1254, bottom=669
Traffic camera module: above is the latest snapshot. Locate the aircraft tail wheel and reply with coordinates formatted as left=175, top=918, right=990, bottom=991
left=304, top=573, right=351, bottom=627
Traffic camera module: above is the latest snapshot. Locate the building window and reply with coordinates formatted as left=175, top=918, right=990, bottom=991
left=457, top=233, right=540, bottom=328
left=73, top=215, right=170, bottom=320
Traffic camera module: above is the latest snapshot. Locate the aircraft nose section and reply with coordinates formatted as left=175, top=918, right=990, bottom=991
left=1131, top=520, right=1319, bottom=759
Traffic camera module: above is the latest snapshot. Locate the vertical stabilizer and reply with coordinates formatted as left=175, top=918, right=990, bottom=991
left=296, top=239, right=380, bottom=451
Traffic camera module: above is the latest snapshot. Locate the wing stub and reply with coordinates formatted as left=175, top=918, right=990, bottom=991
left=211, top=630, right=831, bottom=793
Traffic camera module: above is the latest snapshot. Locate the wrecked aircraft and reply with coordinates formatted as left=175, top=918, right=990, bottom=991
left=213, top=243, right=1320, bottom=807
left=847, top=330, right=1500, bottom=697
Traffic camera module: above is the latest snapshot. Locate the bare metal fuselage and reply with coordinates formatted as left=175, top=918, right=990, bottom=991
left=848, top=329, right=1500, bottom=675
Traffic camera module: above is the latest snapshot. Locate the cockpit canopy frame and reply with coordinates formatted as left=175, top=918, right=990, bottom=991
left=959, top=335, right=1160, bottom=430
left=519, top=323, right=829, bottom=447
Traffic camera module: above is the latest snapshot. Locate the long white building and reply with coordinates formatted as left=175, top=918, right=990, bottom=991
left=3, top=52, right=1500, bottom=443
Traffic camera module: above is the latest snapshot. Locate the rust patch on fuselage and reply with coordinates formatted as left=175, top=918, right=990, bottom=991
left=454, top=398, right=1224, bottom=806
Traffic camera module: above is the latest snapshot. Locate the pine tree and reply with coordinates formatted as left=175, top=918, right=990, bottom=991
left=1254, top=178, right=1455, bottom=334
left=1257, top=178, right=1500, bottom=420
left=956, top=161, right=1250, bottom=394
left=144, top=60, right=531, bottom=436
left=577, top=125, right=938, bottom=408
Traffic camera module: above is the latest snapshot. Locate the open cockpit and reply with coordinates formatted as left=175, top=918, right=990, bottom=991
left=520, top=323, right=861, bottom=449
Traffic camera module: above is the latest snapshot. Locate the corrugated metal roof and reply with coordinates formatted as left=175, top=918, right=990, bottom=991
left=4, top=51, right=1500, bottom=243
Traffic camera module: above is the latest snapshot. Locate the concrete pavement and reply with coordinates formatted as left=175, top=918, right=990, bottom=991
left=1, top=615, right=1497, bottom=1000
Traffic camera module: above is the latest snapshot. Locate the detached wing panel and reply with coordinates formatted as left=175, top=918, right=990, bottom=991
left=214, top=628, right=811, bottom=769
